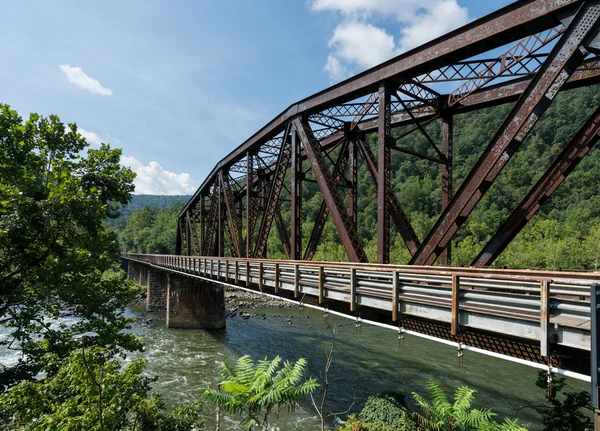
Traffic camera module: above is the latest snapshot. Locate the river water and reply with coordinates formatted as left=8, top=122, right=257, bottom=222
left=129, top=303, right=589, bottom=430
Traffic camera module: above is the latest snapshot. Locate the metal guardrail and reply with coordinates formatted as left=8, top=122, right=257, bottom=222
left=123, top=254, right=599, bottom=357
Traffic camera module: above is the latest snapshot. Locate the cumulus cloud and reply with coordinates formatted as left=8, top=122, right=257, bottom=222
left=311, top=0, right=470, bottom=82
left=121, top=156, right=196, bottom=195
left=78, top=127, right=103, bottom=146
left=59, top=65, right=113, bottom=96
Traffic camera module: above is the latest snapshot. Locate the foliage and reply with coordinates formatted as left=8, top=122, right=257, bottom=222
left=357, top=394, right=416, bottom=430
left=0, top=347, right=204, bottom=430
left=114, top=203, right=183, bottom=254
left=533, top=370, right=593, bottom=431
left=411, top=380, right=526, bottom=431
left=203, top=355, right=319, bottom=430
left=0, top=104, right=141, bottom=390
left=106, top=194, right=190, bottom=225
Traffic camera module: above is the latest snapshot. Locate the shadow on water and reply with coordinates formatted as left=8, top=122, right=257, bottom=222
left=131, top=305, right=589, bottom=431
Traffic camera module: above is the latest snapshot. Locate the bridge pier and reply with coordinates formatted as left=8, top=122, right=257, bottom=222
left=146, top=268, right=167, bottom=311
left=166, top=273, right=226, bottom=329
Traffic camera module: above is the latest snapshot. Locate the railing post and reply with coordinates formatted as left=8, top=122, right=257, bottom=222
left=274, top=263, right=279, bottom=294
left=451, top=274, right=460, bottom=336
left=318, top=266, right=324, bottom=304
left=294, top=264, right=299, bottom=298
left=258, top=262, right=263, bottom=291
left=350, top=268, right=357, bottom=312
left=392, top=270, right=398, bottom=321
left=235, top=261, right=239, bottom=284
left=246, top=261, right=250, bottom=287
left=540, top=279, right=550, bottom=357
left=225, top=260, right=229, bottom=281
left=591, top=283, right=600, bottom=431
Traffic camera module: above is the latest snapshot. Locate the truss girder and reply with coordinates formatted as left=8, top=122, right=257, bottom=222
left=253, top=125, right=293, bottom=258
left=304, top=138, right=350, bottom=261
left=473, top=105, right=600, bottom=267
left=411, top=2, right=600, bottom=266
left=294, top=117, right=368, bottom=262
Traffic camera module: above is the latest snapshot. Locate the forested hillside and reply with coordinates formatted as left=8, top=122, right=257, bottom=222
left=108, top=194, right=190, bottom=225
left=118, top=86, right=600, bottom=270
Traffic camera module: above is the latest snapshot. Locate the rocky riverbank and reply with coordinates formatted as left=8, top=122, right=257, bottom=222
left=225, top=287, right=292, bottom=319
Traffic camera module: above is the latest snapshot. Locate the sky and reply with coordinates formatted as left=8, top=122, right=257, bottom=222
left=1, top=0, right=514, bottom=195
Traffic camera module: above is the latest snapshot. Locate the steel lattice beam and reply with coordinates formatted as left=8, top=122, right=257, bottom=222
left=412, top=2, right=600, bottom=265
left=295, top=116, right=368, bottom=262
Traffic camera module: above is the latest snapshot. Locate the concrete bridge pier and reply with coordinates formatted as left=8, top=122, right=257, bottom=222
left=166, top=273, right=226, bottom=329
left=146, top=268, right=167, bottom=311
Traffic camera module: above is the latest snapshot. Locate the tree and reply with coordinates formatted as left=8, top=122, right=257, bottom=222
left=411, top=380, right=526, bottom=431
left=0, top=347, right=204, bottom=430
left=0, top=104, right=140, bottom=389
left=203, top=355, right=319, bottom=430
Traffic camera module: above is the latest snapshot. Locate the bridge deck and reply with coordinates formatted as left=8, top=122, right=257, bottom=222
left=123, top=254, right=599, bottom=377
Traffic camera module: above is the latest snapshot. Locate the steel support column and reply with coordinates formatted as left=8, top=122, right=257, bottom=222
left=378, top=81, right=392, bottom=264
left=294, top=116, right=368, bottom=262
left=441, top=113, right=453, bottom=266
left=412, top=3, right=600, bottom=265
left=291, top=130, right=303, bottom=260
left=348, top=136, right=358, bottom=229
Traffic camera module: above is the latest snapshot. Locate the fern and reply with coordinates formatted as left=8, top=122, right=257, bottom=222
left=411, top=379, right=527, bottom=431
left=203, top=355, right=319, bottom=430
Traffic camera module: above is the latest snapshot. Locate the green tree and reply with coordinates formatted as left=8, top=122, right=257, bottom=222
left=411, top=380, right=526, bottom=431
left=0, top=104, right=140, bottom=389
left=203, top=355, right=319, bottom=431
left=0, top=347, right=204, bottom=430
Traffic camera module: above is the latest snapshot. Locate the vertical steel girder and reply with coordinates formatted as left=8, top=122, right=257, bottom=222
left=378, top=82, right=392, bottom=264
left=217, top=174, right=224, bottom=257
left=441, top=113, right=453, bottom=266
left=204, top=181, right=220, bottom=256
left=186, top=211, right=200, bottom=255
left=348, top=137, right=358, bottom=229
left=290, top=130, right=303, bottom=260
left=254, top=125, right=293, bottom=258
left=199, top=196, right=205, bottom=255
left=412, top=3, right=600, bottom=266
left=294, top=116, right=368, bottom=263
left=356, top=136, right=420, bottom=255
left=304, top=138, right=351, bottom=261
left=220, top=171, right=244, bottom=257
left=473, top=105, right=600, bottom=267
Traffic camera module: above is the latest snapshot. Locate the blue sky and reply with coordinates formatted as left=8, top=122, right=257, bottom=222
left=1, top=0, right=513, bottom=194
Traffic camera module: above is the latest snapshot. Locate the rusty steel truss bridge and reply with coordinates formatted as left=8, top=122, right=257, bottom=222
left=125, top=0, right=600, bottom=422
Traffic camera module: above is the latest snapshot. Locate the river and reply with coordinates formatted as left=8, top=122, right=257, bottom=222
left=130, top=301, right=589, bottom=430
left=0, top=299, right=589, bottom=430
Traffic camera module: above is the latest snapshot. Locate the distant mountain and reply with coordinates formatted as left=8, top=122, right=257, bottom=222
left=109, top=194, right=191, bottom=224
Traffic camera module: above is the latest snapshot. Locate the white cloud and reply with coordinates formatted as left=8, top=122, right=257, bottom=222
left=324, top=55, right=348, bottom=83
left=59, top=65, right=113, bottom=96
left=398, top=0, right=470, bottom=52
left=78, top=127, right=103, bottom=146
left=328, top=21, right=397, bottom=69
left=312, top=0, right=470, bottom=82
left=121, top=156, right=196, bottom=195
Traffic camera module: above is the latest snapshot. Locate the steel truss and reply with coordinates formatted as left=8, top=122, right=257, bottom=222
left=178, top=0, right=600, bottom=276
